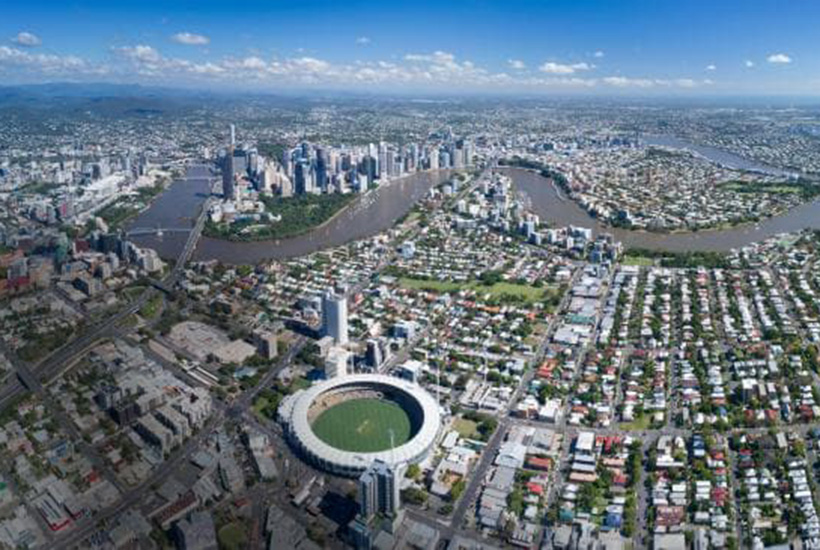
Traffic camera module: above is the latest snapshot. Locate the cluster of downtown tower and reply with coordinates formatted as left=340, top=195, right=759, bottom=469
left=219, top=123, right=475, bottom=201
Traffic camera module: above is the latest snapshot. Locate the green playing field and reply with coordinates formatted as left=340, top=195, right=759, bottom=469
left=311, top=398, right=413, bottom=452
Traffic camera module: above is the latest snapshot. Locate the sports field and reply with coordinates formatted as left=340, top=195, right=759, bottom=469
left=311, top=398, right=412, bottom=452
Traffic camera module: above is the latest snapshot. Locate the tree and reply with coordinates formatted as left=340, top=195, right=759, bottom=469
left=402, top=487, right=428, bottom=506
left=450, top=479, right=466, bottom=502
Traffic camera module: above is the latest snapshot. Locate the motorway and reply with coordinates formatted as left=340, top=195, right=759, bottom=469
left=0, top=171, right=215, bottom=411
left=0, top=166, right=219, bottom=547
left=4, top=164, right=517, bottom=547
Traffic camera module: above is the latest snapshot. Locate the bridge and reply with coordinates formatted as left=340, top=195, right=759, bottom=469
left=126, top=227, right=194, bottom=237
left=0, top=188, right=216, bottom=410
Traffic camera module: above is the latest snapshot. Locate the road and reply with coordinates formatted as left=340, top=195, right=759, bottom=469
left=0, top=171, right=216, bottom=411
left=0, top=166, right=220, bottom=547
left=52, top=333, right=308, bottom=548
left=402, top=260, right=584, bottom=544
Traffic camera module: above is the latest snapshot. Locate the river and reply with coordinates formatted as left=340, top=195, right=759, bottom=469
left=503, top=167, right=820, bottom=252
left=131, top=162, right=820, bottom=263
left=642, top=134, right=796, bottom=178
left=128, top=167, right=453, bottom=264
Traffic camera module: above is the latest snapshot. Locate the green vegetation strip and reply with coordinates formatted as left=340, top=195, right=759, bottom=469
left=719, top=179, right=820, bottom=199
left=621, top=255, right=654, bottom=267
left=204, top=192, right=355, bottom=242
left=311, top=398, right=412, bottom=452
left=399, top=277, right=547, bottom=303
left=138, top=293, right=163, bottom=320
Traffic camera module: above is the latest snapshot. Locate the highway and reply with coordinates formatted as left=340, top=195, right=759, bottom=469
left=0, top=171, right=216, bottom=414
left=2, top=165, right=490, bottom=547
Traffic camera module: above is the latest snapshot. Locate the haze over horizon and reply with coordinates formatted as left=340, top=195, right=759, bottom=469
left=1, top=0, right=818, bottom=97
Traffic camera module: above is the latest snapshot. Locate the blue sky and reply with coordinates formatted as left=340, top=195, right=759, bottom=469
left=0, top=0, right=817, bottom=95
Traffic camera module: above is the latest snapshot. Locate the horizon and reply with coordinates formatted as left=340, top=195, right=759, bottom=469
left=1, top=0, right=819, bottom=97
left=4, top=82, right=820, bottom=106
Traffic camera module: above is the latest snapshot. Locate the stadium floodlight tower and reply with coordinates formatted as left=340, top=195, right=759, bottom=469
left=388, top=428, right=395, bottom=467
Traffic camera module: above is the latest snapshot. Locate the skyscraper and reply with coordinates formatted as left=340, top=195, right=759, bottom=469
left=322, top=289, right=348, bottom=344
left=222, top=125, right=236, bottom=200
left=294, top=161, right=308, bottom=195
left=357, top=459, right=401, bottom=521
left=222, top=152, right=235, bottom=200
left=365, top=339, right=383, bottom=369
left=315, top=147, right=328, bottom=192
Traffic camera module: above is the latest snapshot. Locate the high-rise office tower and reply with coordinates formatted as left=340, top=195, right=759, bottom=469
left=365, top=339, right=383, bottom=369
left=221, top=125, right=237, bottom=200
left=315, top=147, right=328, bottom=192
left=361, top=156, right=377, bottom=185
left=222, top=151, right=235, bottom=200
left=232, top=148, right=247, bottom=177
left=322, top=289, right=348, bottom=344
left=280, top=174, right=294, bottom=198
left=294, top=161, right=309, bottom=195
left=429, top=149, right=440, bottom=170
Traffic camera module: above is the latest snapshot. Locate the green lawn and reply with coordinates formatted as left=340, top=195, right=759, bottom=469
left=622, top=255, right=654, bottom=267
left=619, top=413, right=652, bottom=431
left=400, top=278, right=464, bottom=293
left=252, top=394, right=279, bottom=420
left=312, top=398, right=412, bottom=452
left=138, top=294, right=163, bottom=320
left=452, top=418, right=479, bottom=439
left=399, top=277, right=547, bottom=304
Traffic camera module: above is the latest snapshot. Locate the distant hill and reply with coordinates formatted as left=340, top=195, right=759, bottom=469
left=0, top=83, right=224, bottom=117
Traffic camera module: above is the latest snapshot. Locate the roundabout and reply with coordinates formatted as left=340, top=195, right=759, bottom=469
left=278, top=374, right=442, bottom=476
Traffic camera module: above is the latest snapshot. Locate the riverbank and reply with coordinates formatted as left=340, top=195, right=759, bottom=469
left=503, top=167, right=820, bottom=253
left=203, top=192, right=356, bottom=242
left=500, top=157, right=818, bottom=236
left=189, top=169, right=455, bottom=263
left=97, top=179, right=170, bottom=230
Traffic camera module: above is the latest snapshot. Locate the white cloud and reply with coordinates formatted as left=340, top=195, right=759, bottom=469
left=355, top=36, right=371, bottom=45
left=706, top=64, right=716, bottom=71
left=116, top=44, right=162, bottom=64
left=603, top=76, right=653, bottom=88
left=767, top=53, right=792, bottom=64
left=539, top=61, right=592, bottom=75
left=290, top=57, right=331, bottom=72
left=0, top=45, right=93, bottom=75
left=674, top=78, right=699, bottom=88
left=171, top=32, right=210, bottom=46
left=223, top=56, right=268, bottom=71
left=601, top=76, right=707, bottom=89
left=593, top=50, right=605, bottom=58
left=745, top=60, right=755, bottom=68
left=12, top=31, right=41, bottom=47
left=3, top=39, right=714, bottom=94
left=189, top=62, right=225, bottom=75
left=404, top=51, right=456, bottom=64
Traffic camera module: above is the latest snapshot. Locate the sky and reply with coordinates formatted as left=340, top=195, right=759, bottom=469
left=0, top=0, right=818, bottom=96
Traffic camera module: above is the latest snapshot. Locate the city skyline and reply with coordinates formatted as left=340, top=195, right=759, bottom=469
left=1, top=0, right=818, bottom=96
